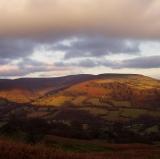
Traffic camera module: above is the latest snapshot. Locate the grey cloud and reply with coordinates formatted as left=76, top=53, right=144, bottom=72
left=0, top=58, right=69, bottom=77
left=0, top=58, right=10, bottom=65
left=0, top=36, right=140, bottom=62
left=55, top=56, right=160, bottom=69
left=0, top=35, right=159, bottom=78
left=56, top=58, right=114, bottom=68
left=120, top=56, right=160, bottom=69
left=55, top=58, right=115, bottom=68
left=0, top=35, right=68, bottom=61
left=17, top=58, right=47, bottom=68
left=0, top=38, right=35, bottom=60
left=53, top=37, right=140, bottom=59
left=1, top=54, right=159, bottom=78
left=16, top=58, right=54, bottom=75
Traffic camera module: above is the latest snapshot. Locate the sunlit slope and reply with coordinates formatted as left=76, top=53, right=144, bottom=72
left=33, top=74, right=160, bottom=108
left=0, top=74, right=94, bottom=103
left=0, top=74, right=159, bottom=108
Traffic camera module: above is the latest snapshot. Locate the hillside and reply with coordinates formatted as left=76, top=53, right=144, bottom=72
left=33, top=74, right=160, bottom=108
left=0, top=74, right=95, bottom=103
left=0, top=74, right=159, bottom=106
left=32, top=74, right=160, bottom=122
left=0, top=74, right=160, bottom=143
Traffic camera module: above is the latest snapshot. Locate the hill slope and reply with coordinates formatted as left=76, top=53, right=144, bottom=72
left=0, top=74, right=160, bottom=143
left=0, top=74, right=95, bottom=103
left=31, top=74, right=160, bottom=123
left=34, top=74, right=160, bottom=107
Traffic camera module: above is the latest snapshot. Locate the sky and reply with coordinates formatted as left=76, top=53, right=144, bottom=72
left=0, top=0, right=160, bottom=79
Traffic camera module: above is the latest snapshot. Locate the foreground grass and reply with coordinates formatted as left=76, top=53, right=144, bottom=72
left=0, top=138, right=160, bottom=159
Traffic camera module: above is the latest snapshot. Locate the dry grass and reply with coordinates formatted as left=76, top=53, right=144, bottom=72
left=72, top=96, right=87, bottom=106
left=0, top=138, right=160, bottom=159
left=34, top=96, right=73, bottom=106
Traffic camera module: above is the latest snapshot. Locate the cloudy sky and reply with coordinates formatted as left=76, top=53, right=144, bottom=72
left=0, top=0, right=160, bottom=79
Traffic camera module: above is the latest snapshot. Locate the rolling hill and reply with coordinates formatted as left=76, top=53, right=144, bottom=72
left=0, top=74, right=160, bottom=143
left=0, top=74, right=160, bottom=106
left=33, top=74, right=160, bottom=108
left=0, top=74, right=95, bottom=103
left=0, top=74, right=160, bottom=122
